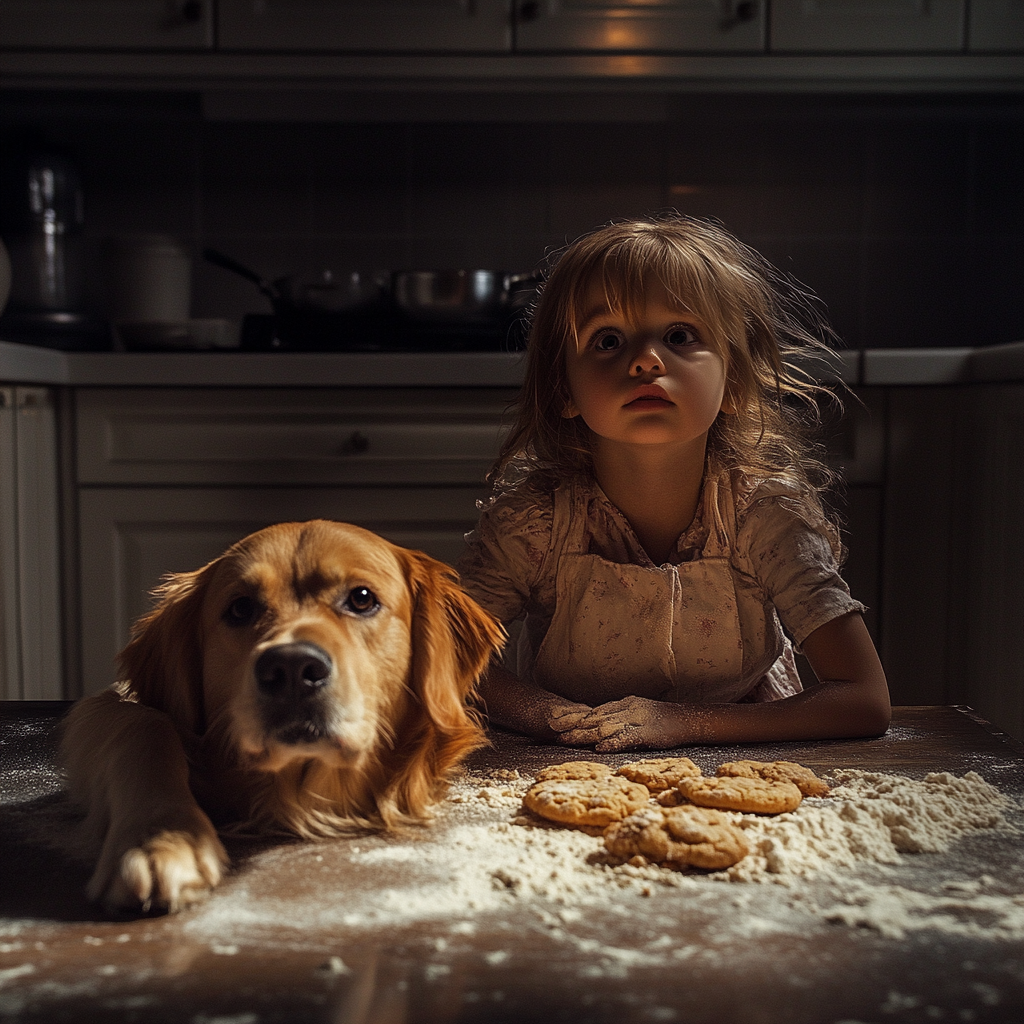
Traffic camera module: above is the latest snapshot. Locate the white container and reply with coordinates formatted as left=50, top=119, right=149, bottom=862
left=102, top=234, right=191, bottom=323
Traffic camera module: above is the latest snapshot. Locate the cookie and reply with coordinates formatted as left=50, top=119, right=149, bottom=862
left=678, top=774, right=802, bottom=815
left=604, top=805, right=749, bottom=871
left=534, top=761, right=614, bottom=783
left=616, top=757, right=701, bottom=792
left=716, top=759, right=830, bottom=798
left=523, top=776, right=650, bottom=828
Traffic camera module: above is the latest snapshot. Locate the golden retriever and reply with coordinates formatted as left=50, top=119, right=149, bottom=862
left=60, top=520, right=504, bottom=916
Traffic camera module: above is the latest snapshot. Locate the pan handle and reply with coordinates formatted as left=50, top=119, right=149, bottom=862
left=203, top=247, right=279, bottom=305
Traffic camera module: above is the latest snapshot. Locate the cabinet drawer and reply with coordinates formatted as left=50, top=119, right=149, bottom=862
left=76, top=388, right=515, bottom=486
left=0, top=0, right=214, bottom=50
left=771, top=0, right=965, bottom=52
left=77, top=485, right=489, bottom=694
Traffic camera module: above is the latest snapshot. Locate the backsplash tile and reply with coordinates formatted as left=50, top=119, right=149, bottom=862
left=1, top=92, right=1021, bottom=348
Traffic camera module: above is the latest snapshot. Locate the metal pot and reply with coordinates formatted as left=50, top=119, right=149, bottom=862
left=393, top=269, right=539, bottom=323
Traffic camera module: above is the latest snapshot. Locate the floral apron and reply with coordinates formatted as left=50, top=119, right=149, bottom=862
left=532, top=476, right=754, bottom=706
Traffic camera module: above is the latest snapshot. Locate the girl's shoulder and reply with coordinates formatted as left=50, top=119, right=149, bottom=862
left=723, top=467, right=842, bottom=560
left=472, top=470, right=562, bottom=551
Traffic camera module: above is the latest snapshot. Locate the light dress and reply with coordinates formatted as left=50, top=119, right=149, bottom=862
left=455, top=466, right=865, bottom=706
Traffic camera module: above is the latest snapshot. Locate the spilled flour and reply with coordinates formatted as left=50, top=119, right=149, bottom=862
left=180, top=766, right=1024, bottom=948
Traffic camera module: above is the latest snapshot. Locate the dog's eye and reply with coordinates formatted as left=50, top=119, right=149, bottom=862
left=224, top=596, right=260, bottom=627
left=343, top=587, right=379, bottom=616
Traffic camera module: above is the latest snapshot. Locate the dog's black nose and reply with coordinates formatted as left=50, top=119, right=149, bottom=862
left=255, top=642, right=332, bottom=700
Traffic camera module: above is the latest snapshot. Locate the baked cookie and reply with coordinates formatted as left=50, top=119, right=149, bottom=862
left=523, top=776, right=649, bottom=828
left=678, top=775, right=802, bottom=815
left=616, top=757, right=701, bottom=792
left=716, top=759, right=830, bottom=798
left=534, top=761, right=614, bottom=783
left=604, top=805, right=749, bottom=871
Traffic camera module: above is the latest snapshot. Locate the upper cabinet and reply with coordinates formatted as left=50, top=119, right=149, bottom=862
left=0, top=0, right=215, bottom=50
left=217, top=0, right=512, bottom=52
left=770, top=0, right=966, bottom=53
left=513, top=0, right=765, bottom=53
left=969, top=0, right=1024, bottom=51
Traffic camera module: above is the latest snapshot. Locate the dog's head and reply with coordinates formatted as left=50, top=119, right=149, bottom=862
left=117, top=521, right=504, bottom=827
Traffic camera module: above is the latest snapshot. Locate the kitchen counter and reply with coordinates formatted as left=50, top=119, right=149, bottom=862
left=1, top=703, right=1022, bottom=1023
left=3, top=339, right=1023, bottom=388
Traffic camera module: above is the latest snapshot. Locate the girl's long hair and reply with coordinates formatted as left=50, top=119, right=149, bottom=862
left=490, top=214, right=846, bottom=532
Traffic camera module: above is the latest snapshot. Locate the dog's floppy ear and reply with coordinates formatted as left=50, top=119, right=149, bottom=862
left=401, top=549, right=504, bottom=737
left=117, top=562, right=218, bottom=738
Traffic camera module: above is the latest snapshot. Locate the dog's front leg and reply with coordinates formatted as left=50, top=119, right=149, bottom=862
left=60, top=688, right=228, bottom=916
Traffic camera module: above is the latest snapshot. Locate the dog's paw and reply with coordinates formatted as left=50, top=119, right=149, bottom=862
left=88, top=824, right=229, bottom=917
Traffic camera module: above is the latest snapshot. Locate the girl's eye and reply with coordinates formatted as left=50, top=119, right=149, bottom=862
left=592, top=330, right=624, bottom=352
left=343, top=587, right=379, bottom=616
left=224, top=596, right=260, bottom=628
left=665, top=326, right=700, bottom=347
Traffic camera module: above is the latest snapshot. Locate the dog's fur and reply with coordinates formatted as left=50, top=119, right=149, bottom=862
left=60, top=520, right=504, bottom=915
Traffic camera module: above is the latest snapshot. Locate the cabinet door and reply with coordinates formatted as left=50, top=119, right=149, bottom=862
left=514, top=0, right=765, bottom=53
left=0, top=387, right=63, bottom=700
left=217, top=0, right=511, bottom=52
left=0, top=0, right=214, bottom=50
left=969, top=0, right=1024, bottom=51
left=770, top=0, right=965, bottom=52
left=77, top=486, right=488, bottom=694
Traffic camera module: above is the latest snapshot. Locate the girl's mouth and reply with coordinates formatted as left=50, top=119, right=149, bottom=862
left=625, top=386, right=672, bottom=408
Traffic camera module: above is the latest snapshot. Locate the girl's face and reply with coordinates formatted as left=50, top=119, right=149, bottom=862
left=562, top=276, right=728, bottom=455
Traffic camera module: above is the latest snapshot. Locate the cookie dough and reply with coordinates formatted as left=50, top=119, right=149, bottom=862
left=523, top=775, right=650, bottom=828
left=616, top=757, right=701, bottom=792
left=604, top=805, right=749, bottom=871
left=678, top=774, right=802, bottom=815
left=716, top=759, right=830, bottom=798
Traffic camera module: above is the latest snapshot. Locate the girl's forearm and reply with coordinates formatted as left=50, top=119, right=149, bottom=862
left=664, top=677, right=892, bottom=746
left=476, top=661, right=578, bottom=742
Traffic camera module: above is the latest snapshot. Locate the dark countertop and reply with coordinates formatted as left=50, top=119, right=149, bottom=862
left=4, top=339, right=1024, bottom=388
left=1, top=703, right=1022, bottom=1024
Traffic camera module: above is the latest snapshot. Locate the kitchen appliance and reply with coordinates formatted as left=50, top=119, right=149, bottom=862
left=0, top=147, right=108, bottom=349
left=204, top=248, right=536, bottom=352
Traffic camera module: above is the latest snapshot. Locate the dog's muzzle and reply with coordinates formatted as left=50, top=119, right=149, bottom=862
left=254, top=641, right=334, bottom=744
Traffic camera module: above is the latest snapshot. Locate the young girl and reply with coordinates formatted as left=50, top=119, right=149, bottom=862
left=456, top=215, right=890, bottom=753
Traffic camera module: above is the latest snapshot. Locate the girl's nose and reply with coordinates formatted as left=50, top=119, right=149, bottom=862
left=631, top=343, right=663, bottom=376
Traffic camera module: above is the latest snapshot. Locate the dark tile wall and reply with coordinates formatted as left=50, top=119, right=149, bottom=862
left=2, top=91, right=1022, bottom=348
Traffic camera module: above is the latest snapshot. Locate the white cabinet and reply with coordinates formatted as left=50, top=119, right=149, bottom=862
left=969, top=0, right=1024, bottom=50
left=0, top=0, right=214, bottom=50
left=513, top=0, right=765, bottom=53
left=217, top=0, right=511, bottom=52
left=0, top=387, right=63, bottom=700
left=74, top=386, right=514, bottom=696
left=770, top=0, right=966, bottom=52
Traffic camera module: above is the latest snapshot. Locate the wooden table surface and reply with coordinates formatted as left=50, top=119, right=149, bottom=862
left=1, top=703, right=1022, bottom=1024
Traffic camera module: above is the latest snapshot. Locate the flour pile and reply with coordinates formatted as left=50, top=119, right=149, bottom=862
left=179, top=765, right=1023, bottom=948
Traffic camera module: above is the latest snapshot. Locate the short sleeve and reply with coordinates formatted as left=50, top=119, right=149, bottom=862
left=454, top=482, right=555, bottom=624
left=735, top=485, right=866, bottom=647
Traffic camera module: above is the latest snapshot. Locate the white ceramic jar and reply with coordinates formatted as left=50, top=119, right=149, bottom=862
left=102, top=234, right=191, bottom=323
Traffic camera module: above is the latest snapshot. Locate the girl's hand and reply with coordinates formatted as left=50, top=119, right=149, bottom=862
left=556, top=696, right=688, bottom=752
left=545, top=700, right=596, bottom=741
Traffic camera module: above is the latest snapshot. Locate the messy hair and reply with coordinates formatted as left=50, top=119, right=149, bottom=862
left=490, top=214, right=845, bottom=526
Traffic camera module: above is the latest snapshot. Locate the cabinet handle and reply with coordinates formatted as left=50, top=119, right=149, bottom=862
left=518, top=1, right=541, bottom=23
left=165, top=0, right=203, bottom=27
left=721, top=0, right=758, bottom=30
left=337, top=431, right=370, bottom=456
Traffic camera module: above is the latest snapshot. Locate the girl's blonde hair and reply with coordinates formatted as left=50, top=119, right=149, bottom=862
left=491, top=214, right=844, bottom=524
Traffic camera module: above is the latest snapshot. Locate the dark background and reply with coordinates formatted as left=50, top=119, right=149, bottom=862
left=2, top=89, right=1021, bottom=350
